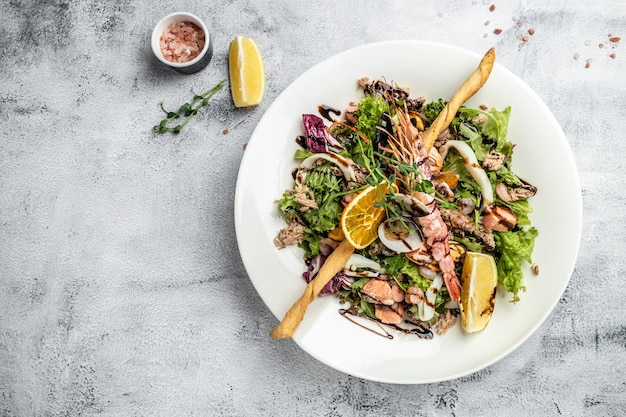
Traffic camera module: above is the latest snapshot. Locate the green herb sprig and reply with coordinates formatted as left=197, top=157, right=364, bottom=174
left=153, top=79, right=226, bottom=134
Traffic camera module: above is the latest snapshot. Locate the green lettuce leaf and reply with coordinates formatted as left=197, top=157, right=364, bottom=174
left=494, top=227, right=538, bottom=302
left=458, top=106, right=514, bottom=157
left=382, top=254, right=432, bottom=291
left=355, top=95, right=391, bottom=142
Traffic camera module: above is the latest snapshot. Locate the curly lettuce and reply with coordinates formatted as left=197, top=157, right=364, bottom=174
left=494, top=227, right=538, bottom=302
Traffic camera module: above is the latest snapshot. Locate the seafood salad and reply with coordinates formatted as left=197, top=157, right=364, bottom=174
left=274, top=78, right=538, bottom=338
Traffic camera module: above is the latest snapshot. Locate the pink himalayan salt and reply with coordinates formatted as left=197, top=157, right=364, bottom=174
left=159, top=21, right=205, bottom=63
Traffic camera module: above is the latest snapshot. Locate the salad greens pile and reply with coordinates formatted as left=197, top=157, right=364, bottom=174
left=277, top=81, right=538, bottom=331
left=432, top=103, right=538, bottom=301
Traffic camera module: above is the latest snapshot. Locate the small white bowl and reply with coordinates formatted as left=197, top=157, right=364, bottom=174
left=151, top=12, right=213, bottom=74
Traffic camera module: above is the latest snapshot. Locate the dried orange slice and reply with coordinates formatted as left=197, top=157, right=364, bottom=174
left=460, top=252, right=498, bottom=333
left=228, top=36, right=265, bottom=107
left=340, top=183, right=393, bottom=249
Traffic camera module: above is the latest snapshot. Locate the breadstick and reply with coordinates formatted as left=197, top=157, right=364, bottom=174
left=270, top=239, right=355, bottom=339
left=421, top=48, right=496, bottom=152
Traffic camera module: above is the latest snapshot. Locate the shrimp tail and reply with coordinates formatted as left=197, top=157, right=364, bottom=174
left=443, top=270, right=461, bottom=301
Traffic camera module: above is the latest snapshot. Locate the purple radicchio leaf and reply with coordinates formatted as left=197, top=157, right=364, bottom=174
left=302, top=255, right=353, bottom=295
left=301, top=114, right=343, bottom=153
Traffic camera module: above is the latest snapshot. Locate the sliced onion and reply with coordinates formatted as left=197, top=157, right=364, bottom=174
left=295, top=152, right=357, bottom=185
left=377, top=219, right=423, bottom=253
left=343, top=254, right=384, bottom=277
left=418, top=274, right=443, bottom=321
left=439, top=140, right=494, bottom=209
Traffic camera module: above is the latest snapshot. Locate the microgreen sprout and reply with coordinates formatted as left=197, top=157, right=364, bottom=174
left=153, top=79, right=226, bottom=134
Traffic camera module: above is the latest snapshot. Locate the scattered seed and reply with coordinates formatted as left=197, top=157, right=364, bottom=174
left=531, top=263, right=540, bottom=275
left=484, top=20, right=490, bottom=25
left=522, top=35, right=529, bottom=42
left=494, top=28, right=502, bottom=34
left=516, top=20, right=523, bottom=27
left=528, top=28, right=535, bottom=35
left=599, top=43, right=605, bottom=49
left=483, top=33, right=489, bottom=38
left=609, top=37, right=621, bottom=43
left=585, top=58, right=592, bottom=68
left=610, top=53, right=616, bottom=59
left=223, top=129, right=229, bottom=134
left=479, top=104, right=489, bottom=110
left=489, top=4, right=495, bottom=11
left=243, top=143, right=248, bottom=150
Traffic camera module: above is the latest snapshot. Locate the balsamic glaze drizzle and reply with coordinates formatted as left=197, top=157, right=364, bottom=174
left=339, top=309, right=433, bottom=340
left=318, top=104, right=341, bottom=122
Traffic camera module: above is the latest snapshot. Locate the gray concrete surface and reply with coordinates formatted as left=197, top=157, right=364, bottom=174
left=1, top=0, right=625, bottom=416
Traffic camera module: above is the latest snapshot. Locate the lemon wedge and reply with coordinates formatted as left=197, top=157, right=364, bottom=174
left=460, top=252, right=498, bottom=333
left=228, top=36, right=265, bottom=107
left=340, top=183, right=395, bottom=250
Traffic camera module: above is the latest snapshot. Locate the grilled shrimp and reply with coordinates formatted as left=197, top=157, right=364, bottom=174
left=388, top=107, right=462, bottom=301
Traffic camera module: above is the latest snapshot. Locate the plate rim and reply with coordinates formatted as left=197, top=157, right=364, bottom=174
left=234, top=39, right=583, bottom=384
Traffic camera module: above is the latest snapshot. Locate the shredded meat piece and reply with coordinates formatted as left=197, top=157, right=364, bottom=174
left=436, top=310, right=457, bottom=334
left=357, top=77, right=370, bottom=89
left=482, top=151, right=505, bottom=171
left=495, top=182, right=537, bottom=202
left=293, top=185, right=318, bottom=212
left=433, top=128, right=454, bottom=149
left=273, top=221, right=306, bottom=248
left=345, top=103, right=359, bottom=125
left=353, top=166, right=366, bottom=184
left=439, top=207, right=495, bottom=251
left=364, top=241, right=395, bottom=257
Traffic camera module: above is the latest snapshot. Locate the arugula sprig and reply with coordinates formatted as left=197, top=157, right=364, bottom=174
left=153, top=79, right=226, bottom=134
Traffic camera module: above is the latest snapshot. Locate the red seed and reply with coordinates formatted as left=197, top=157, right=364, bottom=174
left=494, top=28, right=502, bottom=34
left=599, top=43, right=604, bottom=49
left=610, top=53, right=616, bottom=59
left=609, top=37, right=621, bottom=43
left=223, top=129, right=229, bottom=135
left=489, top=4, right=495, bottom=11
left=528, top=28, right=535, bottom=35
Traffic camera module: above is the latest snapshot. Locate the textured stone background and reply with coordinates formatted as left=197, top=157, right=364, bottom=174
left=1, top=0, right=625, bottom=416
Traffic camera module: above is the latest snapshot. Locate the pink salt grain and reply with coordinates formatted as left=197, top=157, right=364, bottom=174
left=160, top=21, right=205, bottom=64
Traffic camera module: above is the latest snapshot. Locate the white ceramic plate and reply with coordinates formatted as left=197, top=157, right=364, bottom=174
left=234, top=40, right=582, bottom=384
